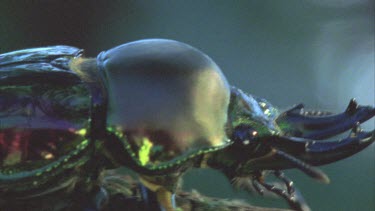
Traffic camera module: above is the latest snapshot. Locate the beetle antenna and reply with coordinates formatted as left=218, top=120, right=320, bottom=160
left=273, top=149, right=330, bottom=184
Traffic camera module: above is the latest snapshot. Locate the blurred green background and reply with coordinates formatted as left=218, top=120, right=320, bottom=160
left=0, top=0, right=373, bottom=210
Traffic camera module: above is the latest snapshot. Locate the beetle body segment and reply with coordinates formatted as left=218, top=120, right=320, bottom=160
left=0, top=46, right=92, bottom=197
left=98, top=39, right=231, bottom=166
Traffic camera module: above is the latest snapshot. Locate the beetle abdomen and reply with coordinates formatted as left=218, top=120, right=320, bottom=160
left=0, top=46, right=91, bottom=195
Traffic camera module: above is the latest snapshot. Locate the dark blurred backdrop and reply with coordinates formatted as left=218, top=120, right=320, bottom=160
left=1, top=0, right=374, bottom=210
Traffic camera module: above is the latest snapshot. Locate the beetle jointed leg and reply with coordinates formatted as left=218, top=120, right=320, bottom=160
left=139, top=175, right=178, bottom=211
left=252, top=170, right=310, bottom=211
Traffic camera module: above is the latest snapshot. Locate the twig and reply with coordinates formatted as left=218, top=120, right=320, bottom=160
left=101, top=170, right=292, bottom=211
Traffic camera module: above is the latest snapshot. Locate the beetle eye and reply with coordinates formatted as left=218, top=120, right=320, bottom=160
left=251, top=131, right=258, bottom=137
left=232, top=125, right=258, bottom=145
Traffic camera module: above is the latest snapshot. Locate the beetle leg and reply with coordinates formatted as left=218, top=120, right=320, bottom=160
left=139, top=176, right=176, bottom=211
left=253, top=171, right=311, bottom=211
left=93, top=187, right=109, bottom=210
left=156, top=188, right=175, bottom=211
left=274, top=170, right=294, bottom=195
left=139, top=183, right=164, bottom=211
left=251, top=176, right=265, bottom=195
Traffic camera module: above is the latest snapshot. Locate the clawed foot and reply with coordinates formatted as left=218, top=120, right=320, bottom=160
left=251, top=170, right=311, bottom=211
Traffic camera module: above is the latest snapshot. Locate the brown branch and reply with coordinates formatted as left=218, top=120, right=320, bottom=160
left=1, top=170, right=291, bottom=211
left=101, top=170, right=292, bottom=211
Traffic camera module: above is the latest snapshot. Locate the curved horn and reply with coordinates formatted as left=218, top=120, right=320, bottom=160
left=276, top=99, right=374, bottom=139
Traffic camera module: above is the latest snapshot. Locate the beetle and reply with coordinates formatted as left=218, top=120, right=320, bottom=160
left=0, top=39, right=374, bottom=211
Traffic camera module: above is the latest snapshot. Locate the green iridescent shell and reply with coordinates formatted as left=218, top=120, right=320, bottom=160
left=0, top=46, right=92, bottom=195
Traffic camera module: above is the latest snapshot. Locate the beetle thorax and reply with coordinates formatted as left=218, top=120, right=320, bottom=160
left=98, top=39, right=231, bottom=164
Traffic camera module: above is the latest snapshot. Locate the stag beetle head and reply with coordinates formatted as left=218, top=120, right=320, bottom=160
left=224, top=87, right=374, bottom=182
left=228, top=87, right=279, bottom=151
